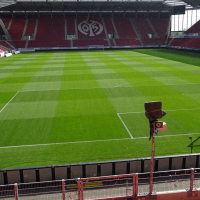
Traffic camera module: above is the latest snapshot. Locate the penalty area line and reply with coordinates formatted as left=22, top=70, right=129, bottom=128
left=134, top=133, right=200, bottom=139
left=118, top=108, right=200, bottom=115
left=0, top=138, right=131, bottom=149
left=0, top=91, right=19, bottom=113
left=117, top=113, right=133, bottom=139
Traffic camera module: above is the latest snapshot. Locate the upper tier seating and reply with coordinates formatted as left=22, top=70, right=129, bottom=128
left=1, top=18, right=10, bottom=29
left=104, top=17, right=115, bottom=33
left=149, top=18, right=169, bottom=44
left=185, top=20, right=200, bottom=34
left=132, top=18, right=155, bottom=45
left=9, top=18, right=26, bottom=40
left=27, top=17, right=70, bottom=48
left=25, top=18, right=36, bottom=35
left=122, top=18, right=138, bottom=39
left=74, top=17, right=107, bottom=46
left=67, top=18, right=75, bottom=34
left=77, top=17, right=106, bottom=39
left=133, top=18, right=152, bottom=38
left=113, top=18, right=127, bottom=38
left=2, top=15, right=169, bottom=48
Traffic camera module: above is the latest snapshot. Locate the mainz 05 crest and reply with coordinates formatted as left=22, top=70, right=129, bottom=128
left=78, top=20, right=103, bottom=36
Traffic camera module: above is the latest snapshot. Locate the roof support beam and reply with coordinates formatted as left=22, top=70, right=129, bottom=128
left=14, top=0, right=26, bottom=12
left=33, top=2, right=39, bottom=12
left=47, top=1, right=52, bottom=12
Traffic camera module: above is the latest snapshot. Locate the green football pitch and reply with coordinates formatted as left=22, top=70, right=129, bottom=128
left=0, top=49, right=200, bottom=169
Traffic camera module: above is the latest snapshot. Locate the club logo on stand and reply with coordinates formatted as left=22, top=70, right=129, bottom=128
left=78, top=20, right=103, bottom=36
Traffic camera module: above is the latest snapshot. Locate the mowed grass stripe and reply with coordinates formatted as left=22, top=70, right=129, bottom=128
left=0, top=53, right=54, bottom=111
left=0, top=52, right=39, bottom=69
left=92, top=51, right=200, bottom=137
left=49, top=52, right=130, bottom=143
left=134, top=49, right=200, bottom=68
left=80, top=52, right=147, bottom=114
left=21, top=52, right=65, bottom=91
left=0, top=53, right=42, bottom=80
left=121, top=50, right=200, bottom=84
left=105, top=51, right=200, bottom=109
left=1, top=133, right=199, bottom=169
left=0, top=52, right=60, bottom=146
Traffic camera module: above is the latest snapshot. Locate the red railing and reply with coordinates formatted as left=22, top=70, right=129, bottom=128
left=0, top=168, right=199, bottom=200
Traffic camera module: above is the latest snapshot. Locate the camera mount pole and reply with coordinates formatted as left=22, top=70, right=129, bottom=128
left=150, top=122, right=155, bottom=194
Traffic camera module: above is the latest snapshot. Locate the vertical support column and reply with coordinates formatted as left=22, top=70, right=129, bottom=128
left=81, top=179, right=84, bottom=200
left=62, top=179, right=65, bottom=200
left=190, top=168, right=194, bottom=191
left=135, top=174, right=138, bottom=197
left=78, top=178, right=81, bottom=200
left=14, top=183, right=18, bottom=200
left=150, top=125, right=155, bottom=194
left=133, top=175, right=136, bottom=199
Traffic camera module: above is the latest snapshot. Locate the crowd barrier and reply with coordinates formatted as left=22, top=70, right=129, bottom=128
left=0, top=168, right=200, bottom=200
left=0, top=154, right=199, bottom=186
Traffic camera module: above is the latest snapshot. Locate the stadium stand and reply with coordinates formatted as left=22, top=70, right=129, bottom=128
left=149, top=18, right=169, bottom=44
left=0, top=13, right=170, bottom=49
left=185, top=20, right=200, bottom=34
left=122, top=18, right=141, bottom=46
left=169, top=20, right=200, bottom=49
left=132, top=18, right=154, bottom=45
left=66, top=18, right=76, bottom=36
left=27, top=15, right=69, bottom=48
left=104, top=16, right=115, bottom=34
left=169, top=38, right=191, bottom=46
left=25, top=17, right=37, bottom=35
left=0, top=41, right=14, bottom=50
left=8, top=17, right=26, bottom=40
left=1, top=17, right=11, bottom=29
left=182, top=38, right=200, bottom=48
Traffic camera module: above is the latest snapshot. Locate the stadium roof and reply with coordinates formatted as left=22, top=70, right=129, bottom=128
left=0, top=0, right=199, bottom=13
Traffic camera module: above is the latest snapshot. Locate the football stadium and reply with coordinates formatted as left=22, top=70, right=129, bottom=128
left=0, top=0, right=200, bottom=199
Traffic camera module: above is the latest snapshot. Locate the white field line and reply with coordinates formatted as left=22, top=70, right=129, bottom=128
left=19, top=86, right=133, bottom=93
left=118, top=108, right=200, bottom=115
left=0, top=91, right=19, bottom=113
left=130, top=133, right=200, bottom=139
left=1, top=133, right=200, bottom=149
left=0, top=138, right=131, bottom=149
left=114, top=82, right=196, bottom=88
left=1, top=91, right=199, bottom=149
left=117, top=113, right=133, bottom=139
